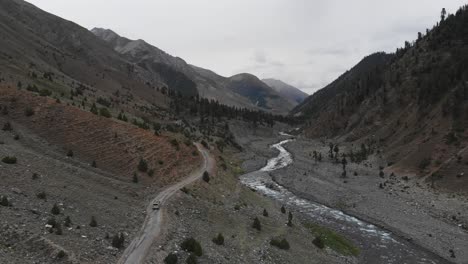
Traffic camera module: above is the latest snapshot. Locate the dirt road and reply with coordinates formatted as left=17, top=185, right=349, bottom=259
left=118, top=143, right=214, bottom=264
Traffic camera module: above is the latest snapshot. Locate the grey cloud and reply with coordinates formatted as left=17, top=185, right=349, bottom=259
left=27, top=0, right=468, bottom=95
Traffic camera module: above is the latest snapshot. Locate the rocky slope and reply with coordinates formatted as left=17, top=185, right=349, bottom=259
left=262, top=78, right=308, bottom=104
left=293, top=6, right=468, bottom=194
left=92, top=28, right=296, bottom=114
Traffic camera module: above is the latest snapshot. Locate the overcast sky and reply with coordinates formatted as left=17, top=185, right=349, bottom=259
left=28, top=0, right=466, bottom=94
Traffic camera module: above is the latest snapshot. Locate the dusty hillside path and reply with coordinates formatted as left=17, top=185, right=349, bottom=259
left=118, top=143, right=214, bottom=264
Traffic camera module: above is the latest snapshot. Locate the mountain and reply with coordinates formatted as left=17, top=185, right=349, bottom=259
left=227, top=73, right=296, bottom=112
left=92, top=28, right=295, bottom=113
left=262, top=78, right=308, bottom=104
left=292, top=6, right=468, bottom=193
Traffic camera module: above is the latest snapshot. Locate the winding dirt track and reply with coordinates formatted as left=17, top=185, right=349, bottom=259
left=118, top=143, right=214, bottom=264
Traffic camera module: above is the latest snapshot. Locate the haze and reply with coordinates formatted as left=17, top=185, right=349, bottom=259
left=27, top=0, right=466, bottom=94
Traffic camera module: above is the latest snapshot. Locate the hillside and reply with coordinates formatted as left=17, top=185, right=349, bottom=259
left=228, top=74, right=296, bottom=113
left=293, top=6, right=468, bottom=193
left=0, top=0, right=174, bottom=108
left=262, top=78, right=308, bottom=104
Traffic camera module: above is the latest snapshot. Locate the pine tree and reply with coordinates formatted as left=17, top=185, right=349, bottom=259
left=51, top=203, right=60, bottom=215
left=89, top=216, right=97, bottom=227
left=252, top=217, right=261, bottom=231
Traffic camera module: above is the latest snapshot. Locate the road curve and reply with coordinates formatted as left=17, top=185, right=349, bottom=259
left=118, top=143, right=214, bottom=264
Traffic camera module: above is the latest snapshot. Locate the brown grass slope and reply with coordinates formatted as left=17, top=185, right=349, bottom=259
left=0, top=85, right=201, bottom=186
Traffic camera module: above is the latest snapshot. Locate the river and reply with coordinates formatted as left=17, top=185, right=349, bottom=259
left=240, top=138, right=451, bottom=264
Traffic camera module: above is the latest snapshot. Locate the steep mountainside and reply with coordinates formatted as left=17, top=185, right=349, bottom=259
left=0, top=0, right=176, bottom=105
left=293, top=6, right=468, bottom=193
left=92, top=28, right=296, bottom=113
left=227, top=73, right=296, bottom=113
left=262, top=78, right=308, bottom=104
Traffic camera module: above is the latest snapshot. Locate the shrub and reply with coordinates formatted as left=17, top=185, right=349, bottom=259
left=419, top=158, right=431, bottom=170
left=24, top=107, right=34, bottom=117
left=281, top=206, right=286, bottom=214
left=170, top=139, right=180, bottom=150
left=263, top=209, right=269, bottom=217
left=55, top=223, right=63, bottom=235
left=201, top=140, right=208, bottom=148
left=47, top=217, right=57, bottom=228
left=180, top=187, right=189, bottom=194
left=112, top=233, right=125, bottom=249
left=252, top=217, right=261, bottom=231
left=138, top=158, right=148, bottom=172
left=90, top=103, right=98, bottom=115
left=133, top=173, right=139, bottom=183
left=32, top=173, right=39, bottom=180
left=0, top=196, right=10, bottom=207
left=51, top=203, right=60, bottom=215
left=64, top=216, right=72, bottom=227
left=37, top=191, right=47, bottom=200
left=270, top=238, right=290, bottom=250
left=96, top=97, right=111, bottom=107
left=2, top=122, right=12, bottom=131
left=148, top=169, right=155, bottom=177
left=39, top=89, right=52, bottom=97
left=57, top=250, right=66, bottom=259
left=89, top=216, right=97, bottom=227
left=186, top=254, right=197, bottom=264
left=2, top=156, right=17, bottom=164
left=212, top=233, right=224, bottom=245
left=313, top=236, right=325, bottom=249
left=67, top=150, right=74, bottom=157
left=99, top=107, right=111, bottom=118
left=91, top=160, right=97, bottom=168
left=13, top=134, right=20, bottom=140
left=202, top=171, right=210, bottom=183
left=164, top=253, right=178, bottom=264
left=181, top=237, right=203, bottom=256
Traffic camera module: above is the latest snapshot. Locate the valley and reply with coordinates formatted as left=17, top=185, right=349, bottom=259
left=1, top=1, right=468, bottom=264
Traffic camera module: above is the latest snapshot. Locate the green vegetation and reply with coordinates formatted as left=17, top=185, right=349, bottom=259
left=64, top=216, right=72, bottom=228
left=212, top=233, right=224, bottom=245
left=252, top=217, right=261, bottom=231
left=24, top=107, right=34, bottom=116
left=181, top=237, right=203, bottom=256
left=138, top=158, right=148, bottom=172
left=2, top=156, right=17, bottom=164
left=202, top=171, right=210, bottom=183
left=57, top=250, right=66, bottom=259
left=51, top=203, right=60, bottom=215
left=89, top=216, right=97, bottom=227
left=99, top=107, right=112, bottom=118
left=186, top=254, right=197, bottom=264
left=0, top=196, right=10, bottom=207
left=270, top=238, right=290, bottom=250
left=305, top=222, right=360, bottom=256
left=263, top=209, right=269, bottom=217
left=280, top=205, right=286, bottom=214
left=164, top=253, right=178, bottom=264
left=36, top=191, right=47, bottom=200
left=112, top=233, right=125, bottom=249
left=133, top=173, right=139, bottom=183
left=170, top=139, right=180, bottom=150
left=419, top=158, right=431, bottom=170
left=2, top=122, right=12, bottom=131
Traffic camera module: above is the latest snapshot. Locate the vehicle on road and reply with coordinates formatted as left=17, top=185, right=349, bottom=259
left=152, top=202, right=160, bottom=210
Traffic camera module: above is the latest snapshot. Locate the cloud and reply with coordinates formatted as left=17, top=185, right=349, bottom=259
left=27, top=0, right=468, bottom=95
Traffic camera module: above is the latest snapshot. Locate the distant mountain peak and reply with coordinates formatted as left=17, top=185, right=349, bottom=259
left=262, top=78, right=308, bottom=104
